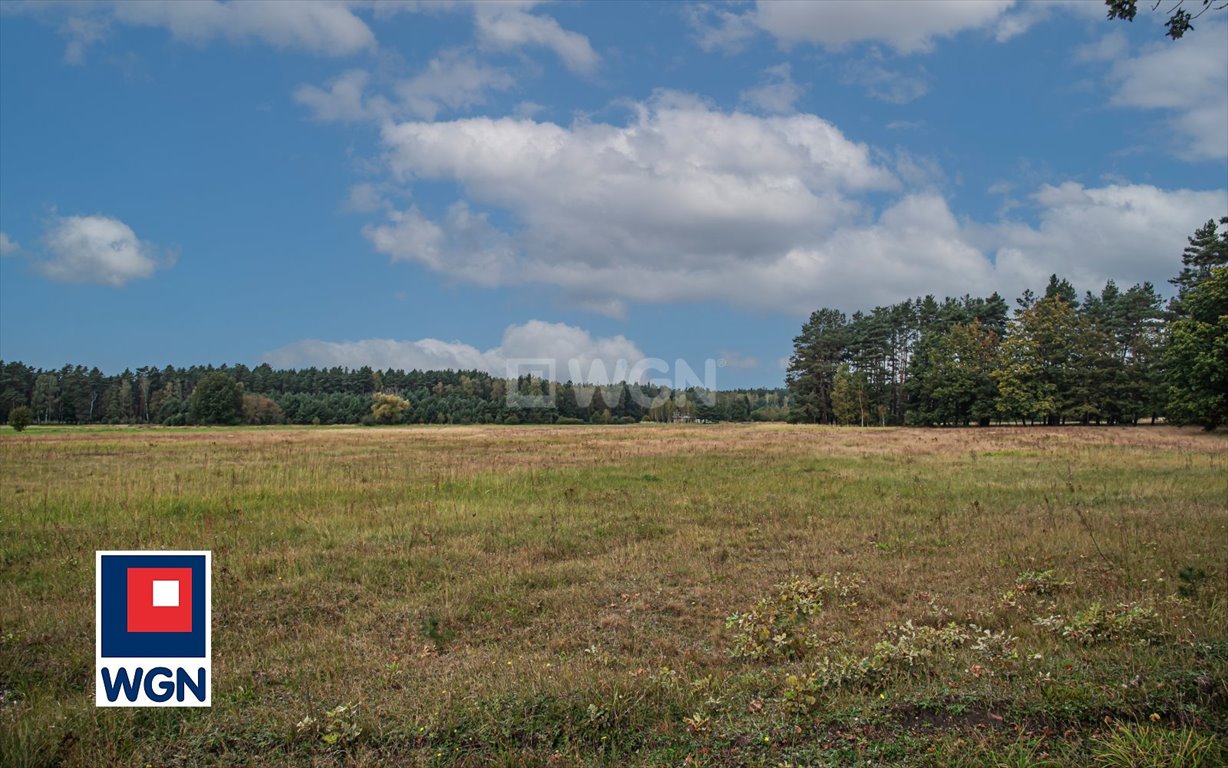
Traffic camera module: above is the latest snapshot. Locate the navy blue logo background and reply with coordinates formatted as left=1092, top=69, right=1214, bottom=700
left=100, top=554, right=207, bottom=658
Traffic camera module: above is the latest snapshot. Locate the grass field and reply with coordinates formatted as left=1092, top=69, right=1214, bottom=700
left=1, top=424, right=1226, bottom=767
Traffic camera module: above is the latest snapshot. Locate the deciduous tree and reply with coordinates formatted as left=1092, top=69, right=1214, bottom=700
left=190, top=372, right=242, bottom=425
left=371, top=392, right=410, bottom=424
left=8, top=405, right=32, bottom=432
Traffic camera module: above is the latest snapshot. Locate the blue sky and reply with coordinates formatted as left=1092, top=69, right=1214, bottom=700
left=1, top=0, right=1225, bottom=388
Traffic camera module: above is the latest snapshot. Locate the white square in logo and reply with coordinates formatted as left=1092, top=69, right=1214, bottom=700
left=152, top=580, right=180, bottom=607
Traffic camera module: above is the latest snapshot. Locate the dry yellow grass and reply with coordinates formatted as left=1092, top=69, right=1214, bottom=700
left=1, top=424, right=1225, bottom=766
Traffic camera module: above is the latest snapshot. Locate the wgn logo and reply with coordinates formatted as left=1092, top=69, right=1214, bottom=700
left=95, top=551, right=211, bottom=707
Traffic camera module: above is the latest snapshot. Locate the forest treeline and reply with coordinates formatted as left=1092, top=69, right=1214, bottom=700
left=2, top=219, right=1224, bottom=431
left=0, top=358, right=787, bottom=427
left=787, top=217, right=1227, bottom=429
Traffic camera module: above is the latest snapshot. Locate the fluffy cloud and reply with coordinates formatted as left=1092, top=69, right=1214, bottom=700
left=695, top=0, right=1015, bottom=55
left=980, top=182, right=1228, bottom=290
left=296, top=52, right=514, bottom=123
left=1105, top=21, right=1228, bottom=160
left=473, top=3, right=598, bottom=74
left=349, top=3, right=599, bottom=78
left=396, top=51, right=515, bottom=120
left=263, top=320, right=646, bottom=383
left=35, top=214, right=168, bottom=286
left=364, top=203, right=516, bottom=286
left=380, top=93, right=896, bottom=215
left=370, top=94, right=899, bottom=314
left=0, top=232, right=21, bottom=256
left=9, top=0, right=376, bottom=62
left=360, top=95, right=1226, bottom=316
left=27, top=0, right=596, bottom=68
left=756, top=0, right=1014, bottom=53
left=112, top=0, right=375, bottom=57
left=498, top=320, right=646, bottom=383
left=265, top=336, right=490, bottom=373
left=746, top=193, right=994, bottom=312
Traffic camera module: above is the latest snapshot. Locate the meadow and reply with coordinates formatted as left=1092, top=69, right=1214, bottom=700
left=1, top=424, right=1225, bottom=767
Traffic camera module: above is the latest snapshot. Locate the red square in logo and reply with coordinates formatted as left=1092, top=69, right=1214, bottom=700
left=126, top=567, right=193, bottom=633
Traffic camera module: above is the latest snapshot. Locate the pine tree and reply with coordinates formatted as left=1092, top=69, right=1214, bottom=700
left=1170, top=218, right=1228, bottom=312
left=1164, top=266, right=1227, bottom=429
left=787, top=308, right=848, bottom=423
left=1165, top=217, right=1228, bottom=429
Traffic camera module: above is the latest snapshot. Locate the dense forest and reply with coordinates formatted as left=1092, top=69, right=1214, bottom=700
left=0, top=358, right=788, bottom=428
left=787, top=217, right=1227, bottom=429
left=2, top=219, right=1224, bottom=431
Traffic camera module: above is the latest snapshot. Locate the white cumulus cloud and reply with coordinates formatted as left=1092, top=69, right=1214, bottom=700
left=364, top=203, right=516, bottom=287
left=1105, top=21, right=1228, bottom=160
left=36, top=215, right=168, bottom=286
left=474, top=3, right=599, bottom=74
left=980, top=182, right=1228, bottom=291
left=112, top=0, right=376, bottom=56
left=8, top=0, right=377, bottom=63
left=362, top=95, right=1226, bottom=315
left=295, top=52, right=514, bottom=123
left=368, top=94, right=899, bottom=312
left=756, top=0, right=1014, bottom=53
left=396, top=50, right=515, bottom=120
left=263, top=320, right=646, bottom=383
left=695, top=0, right=1015, bottom=55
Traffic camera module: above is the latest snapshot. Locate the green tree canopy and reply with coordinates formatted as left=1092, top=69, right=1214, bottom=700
left=1165, top=218, right=1228, bottom=429
left=787, top=308, right=848, bottom=424
left=912, top=321, right=999, bottom=426
left=190, top=372, right=243, bottom=425
left=371, top=392, right=411, bottom=424
left=7, top=405, right=32, bottom=432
